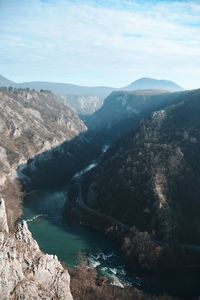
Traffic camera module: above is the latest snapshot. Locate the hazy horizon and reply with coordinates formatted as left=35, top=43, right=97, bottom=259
left=0, top=74, right=186, bottom=89
left=0, top=0, right=200, bottom=89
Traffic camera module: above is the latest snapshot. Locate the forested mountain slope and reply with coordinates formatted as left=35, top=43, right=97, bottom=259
left=81, top=89, right=200, bottom=268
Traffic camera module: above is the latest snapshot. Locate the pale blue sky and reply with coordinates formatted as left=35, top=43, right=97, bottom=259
left=0, top=0, right=200, bottom=89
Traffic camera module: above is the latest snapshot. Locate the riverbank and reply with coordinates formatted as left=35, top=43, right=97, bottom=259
left=69, top=266, right=176, bottom=300
left=18, top=143, right=200, bottom=299
left=22, top=187, right=181, bottom=299
left=64, top=161, right=200, bottom=299
left=22, top=188, right=142, bottom=287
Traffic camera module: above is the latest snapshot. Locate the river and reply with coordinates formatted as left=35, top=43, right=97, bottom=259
left=22, top=187, right=140, bottom=288
left=21, top=157, right=200, bottom=298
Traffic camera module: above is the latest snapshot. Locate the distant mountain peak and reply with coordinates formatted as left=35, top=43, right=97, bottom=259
left=124, top=77, right=184, bottom=92
left=0, top=74, right=184, bottom=96
left=0, top=74, right=15, bottom=86
left=0, top=74, right=15, bottom=87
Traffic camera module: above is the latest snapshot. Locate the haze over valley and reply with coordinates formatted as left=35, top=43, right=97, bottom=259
left=0, top=74, right=184, bottom=116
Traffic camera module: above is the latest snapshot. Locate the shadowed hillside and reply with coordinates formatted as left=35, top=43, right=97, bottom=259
left=77, top=89, right=200, bottom=270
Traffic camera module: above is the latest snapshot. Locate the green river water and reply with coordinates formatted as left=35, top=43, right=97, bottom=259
left=22, top=178, right=200, bottom=298
left=22, top=188, right=138, bottom=287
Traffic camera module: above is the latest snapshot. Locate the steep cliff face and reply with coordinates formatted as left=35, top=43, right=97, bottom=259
left=0, top=198, right=73, bottom=300
left=61, top=95, right=104, bottom=115
left=85, top=90, right=191, bottom=136
left=0, top=198, right=9, bottom=233
left=0, top=88, right=85, bottom=299
left=0, top=89, right=86, bottom=179
left=81, top=89, right=200, bottom=269
left=0, top=88, right=86, bottom=227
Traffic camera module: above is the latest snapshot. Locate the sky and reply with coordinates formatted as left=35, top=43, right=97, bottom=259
left=0, top=0, right=200, bottom=89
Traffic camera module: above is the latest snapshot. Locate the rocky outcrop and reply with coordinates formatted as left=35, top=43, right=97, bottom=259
left=0, top=200, right=73, bottom=300
left=0, top=198, right=9, bottom=233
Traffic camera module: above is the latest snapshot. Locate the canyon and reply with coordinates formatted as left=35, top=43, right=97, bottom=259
left=1, top=83, right=200, bottom=299
left=0, top=88, right=86, bottom=228
left=0, top=88, right=85, bottom=299
left=0, top=75, right=184, bottom=116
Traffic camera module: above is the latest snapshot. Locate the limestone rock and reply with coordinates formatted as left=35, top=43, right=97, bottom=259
left=61, top=95, right=104, bottom=115
left=0, top=89, right=86, bottom=183
left=0, top=220, right=73, bottom=300
left=0, top=198, right=9, bottom=233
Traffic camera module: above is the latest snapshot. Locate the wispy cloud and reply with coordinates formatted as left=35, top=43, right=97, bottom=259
left=0, top=0, right=199, bottom=88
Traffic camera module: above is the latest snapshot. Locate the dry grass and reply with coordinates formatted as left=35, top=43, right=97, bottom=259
left=69, top=266, right=176, bottom=300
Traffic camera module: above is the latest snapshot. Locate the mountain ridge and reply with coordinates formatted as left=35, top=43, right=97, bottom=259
left=0, top=74, right=184, bottom=97
left=0, top=75, right=15, bottom=87
left=85, top=89, right=190, bottom=136
left=123, top=77, right=184, bottom=92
